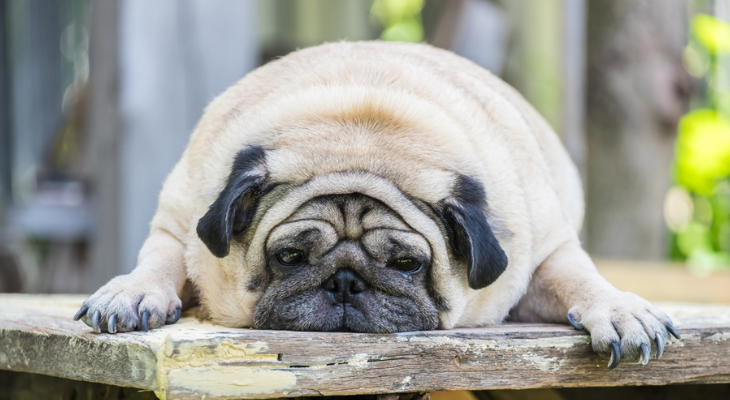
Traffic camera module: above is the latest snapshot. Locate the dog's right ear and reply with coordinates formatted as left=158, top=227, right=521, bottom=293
left=197, top=146, right=269, bottom=258
left=440, top=175, right=509, bottom=290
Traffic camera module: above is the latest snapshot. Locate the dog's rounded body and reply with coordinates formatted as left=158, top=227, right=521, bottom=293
left=160, top=41, right=580, bottom=328
left=79, top=42, right=678, bottom=368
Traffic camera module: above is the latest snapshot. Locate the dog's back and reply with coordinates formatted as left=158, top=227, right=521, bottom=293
left=186, top=41, right=583, bottom=233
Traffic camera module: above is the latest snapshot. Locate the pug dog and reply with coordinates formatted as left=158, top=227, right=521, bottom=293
left=74, top=41, right=680, bottom=369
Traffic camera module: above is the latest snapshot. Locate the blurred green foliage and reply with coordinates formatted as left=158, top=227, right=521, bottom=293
left=692, top=14, right=730, bottom=54
left=671, top=13, right=730, bottom=272
left=371, top=0, right=424, bottom=42
left=675, top=110, right=730, bottom=194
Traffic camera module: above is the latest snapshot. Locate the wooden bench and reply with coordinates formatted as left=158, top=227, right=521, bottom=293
left=1, top=293, right=729, bottom=400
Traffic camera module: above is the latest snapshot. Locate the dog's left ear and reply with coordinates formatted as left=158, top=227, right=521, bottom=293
left=197, top=146, right=270, bottom=258
left=440, top=175, right=509, bottom=289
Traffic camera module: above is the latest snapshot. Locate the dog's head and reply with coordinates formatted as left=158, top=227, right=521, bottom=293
left=196, top=146, right=508, bottom=332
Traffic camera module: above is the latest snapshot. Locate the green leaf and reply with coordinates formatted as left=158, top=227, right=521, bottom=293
left=675, top=109, right=730, bottom=194
left=692, top=14, right=730, bottom=54
left=380, top=18, right=424, bottom=43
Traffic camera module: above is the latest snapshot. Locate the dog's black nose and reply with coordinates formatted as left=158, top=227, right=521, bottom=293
left=322, top=269, right=368, bottom=305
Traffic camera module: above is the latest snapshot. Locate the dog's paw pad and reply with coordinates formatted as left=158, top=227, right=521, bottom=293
left=567, top=292, right=679, bottom=369
left=74, top=274, right=182, bottom=334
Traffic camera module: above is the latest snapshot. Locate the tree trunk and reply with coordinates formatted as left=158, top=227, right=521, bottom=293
left=585, top=0, right=692, bottom=260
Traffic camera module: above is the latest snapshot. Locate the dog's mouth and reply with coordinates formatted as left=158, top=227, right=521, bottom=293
left=316, top=303, right=370, bottom=333
left=253, top=285, right=437, bottom=333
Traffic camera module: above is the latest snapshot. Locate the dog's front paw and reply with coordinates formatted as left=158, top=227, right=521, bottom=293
left=567, top=291, right=680, bottom=369
left=73, top=274, right=182, bottom=334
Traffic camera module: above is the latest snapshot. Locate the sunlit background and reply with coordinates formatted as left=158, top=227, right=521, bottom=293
left=0, top=0, right=728, bottom=306
left=670, top=11, right=730, bottom=272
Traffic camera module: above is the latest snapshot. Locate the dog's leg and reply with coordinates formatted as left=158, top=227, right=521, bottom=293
left=511, top=239, right=679, bottom=368
left=74, top=230, right=187, bottom=333
left=74, top=161, right=194, bottom=333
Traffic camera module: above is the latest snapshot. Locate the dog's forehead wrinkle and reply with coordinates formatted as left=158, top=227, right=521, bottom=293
left=344, top=196, right=369, bottom=239
left=361, top=228, right=432, bottom=260
left=271, top=195, right=433, bottom=267
left=321, top=240, right=369, bottom=267
left=288, top=197, right=345, bottom=236
left=283, top=193, right=412, bottom=241
left=266, top=219, right=340, bottom=262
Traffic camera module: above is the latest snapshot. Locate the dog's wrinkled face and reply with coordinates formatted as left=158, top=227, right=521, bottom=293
left=253, top=194, right=440, bottom=332
left=195, top=148, right=509, bottom=332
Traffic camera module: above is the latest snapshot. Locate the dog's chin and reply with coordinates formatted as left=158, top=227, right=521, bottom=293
left=253, top=289, right=438, bottom=333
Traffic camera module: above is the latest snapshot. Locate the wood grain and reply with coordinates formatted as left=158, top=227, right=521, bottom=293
left=1, top=294, right=729, bottom=400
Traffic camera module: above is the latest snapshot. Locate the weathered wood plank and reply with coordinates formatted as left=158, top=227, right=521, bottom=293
left=0, top=295, right=161, bottom=389
left=1, top=294, right=729, bottom=400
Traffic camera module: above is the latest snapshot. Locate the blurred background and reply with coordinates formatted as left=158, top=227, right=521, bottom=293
left=0, top=0, right=728, bottom=302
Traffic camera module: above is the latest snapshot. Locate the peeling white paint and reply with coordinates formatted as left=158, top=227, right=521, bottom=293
left=398, top=375, right=414, bottom=391
left=404, top=334, right=587, bottom=353
left=521, top=354, right=565, bottom=372
left=166, top=367, right=297, bottom=397
left=706, top=332, right=730, bottom=342
left=161, top=338, right=278, bottom=371
left=347, top=353, right=371, bottom=366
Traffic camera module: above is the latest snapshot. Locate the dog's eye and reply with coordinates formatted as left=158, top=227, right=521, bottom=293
left=276, top=249, right=306, bottom=266
left=390, top=258, right=422, bottom=273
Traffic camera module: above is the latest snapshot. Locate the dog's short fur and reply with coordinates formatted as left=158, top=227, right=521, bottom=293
left=78, top=41, right=678, bottom=368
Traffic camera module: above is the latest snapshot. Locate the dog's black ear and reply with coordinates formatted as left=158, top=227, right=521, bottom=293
left=197, top=146, right=269, bottom=258
left=441, top=175, right=508, bottom=289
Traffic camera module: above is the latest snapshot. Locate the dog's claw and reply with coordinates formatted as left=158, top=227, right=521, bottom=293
left=567, top=312, right=583, bottom=330
left=141, top=311, right=150, bottom=332
left=92, top=310, right=101, bottom=333
left=639, top=343, right=649, bottom=366
left=168, top=307, right=182, bottom=324
left=108, top=314, right=117, bottom=334
left=667, top=323, right=681, bottom=340
left=73, top=305, right=88, bottom=321
left=608, top=342, right=620, bottom=369
left=655, top=334, right=665, bottom=359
